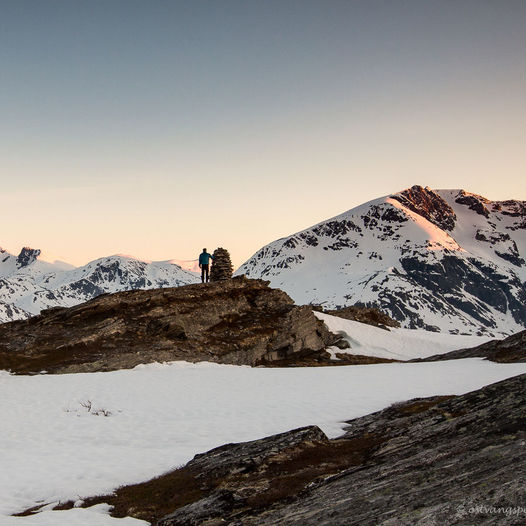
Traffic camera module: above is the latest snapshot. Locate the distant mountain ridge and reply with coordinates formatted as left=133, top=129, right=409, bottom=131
left=0, top=247, right=199, bottom=323
left=236, top=186, right=526, bottom=336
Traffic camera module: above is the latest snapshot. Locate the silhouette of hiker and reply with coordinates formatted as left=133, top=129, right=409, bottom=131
left=199, top=248, right=214, bottom=283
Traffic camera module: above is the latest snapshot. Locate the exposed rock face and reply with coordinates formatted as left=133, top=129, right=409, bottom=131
left=415, top=329, right=526, bottom=363
left=391, top=184, right=457, bottom=231
left=455, top=189, right=491, bottom=217
left=210, top=247, right=234, bottom=282
left=396, top=254, right=526, bottom=331
left=0, top=277, right=337, bottom=374
left=152, top=374, right=526, bottom=525
left=185, top=425, right=328, bottom=483
left=16, top=247, right=41, bottom=268
left=156, top=426, right=330, bottom=526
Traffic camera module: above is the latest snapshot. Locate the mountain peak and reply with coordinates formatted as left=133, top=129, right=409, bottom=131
left=391, top=185, right=457, bottom=231
left=16, top=247, right=41, bottom=268
left=236, top=185, right=526, bottom=336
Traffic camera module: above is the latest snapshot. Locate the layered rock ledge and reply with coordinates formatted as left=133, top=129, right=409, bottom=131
left=0, top=276, right=337, bottom=374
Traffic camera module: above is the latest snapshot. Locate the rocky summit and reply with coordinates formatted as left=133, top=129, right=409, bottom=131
left=0, top=276, right=338, bottom=374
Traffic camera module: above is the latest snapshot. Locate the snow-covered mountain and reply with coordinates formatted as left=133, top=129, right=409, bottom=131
left=236, top=186, right=526, bottom=336
left=0, top=247, right=199, bottom=323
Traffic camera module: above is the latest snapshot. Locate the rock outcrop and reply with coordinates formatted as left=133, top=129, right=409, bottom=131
left=50, top=373, right=526, bottom=525
left=319, top=305, right=401, bottom=329
left=391, top=184, right=457, bottom=231
left=15, top=247, right=41, bottom=268
left=0, top=276, right=338, bottom=374
left=234, top=373, right=526, bottom=526
left=414, top=329, right=526, bottom=363
left=161, top=374, right=526, bottom=525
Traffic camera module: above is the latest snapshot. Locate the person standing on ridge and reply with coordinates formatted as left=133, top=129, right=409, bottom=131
left=199, top=248, right=214, bottom=283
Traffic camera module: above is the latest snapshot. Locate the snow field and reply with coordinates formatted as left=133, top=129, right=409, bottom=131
left=2, top=358, right=526, bottom=525
left=316, top=311, right=491, bottom=360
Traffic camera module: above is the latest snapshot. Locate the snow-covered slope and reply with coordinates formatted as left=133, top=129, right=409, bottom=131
left=0, top=248, right=199, bottom=323
left=170, top=258, right=201, bottom=274
left=236, top=186, right=526, bottom=336
left=317, top=312, right=491, bottom=361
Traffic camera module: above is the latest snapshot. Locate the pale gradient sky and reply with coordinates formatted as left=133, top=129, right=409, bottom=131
left=1, top=0, right=525, bottom=268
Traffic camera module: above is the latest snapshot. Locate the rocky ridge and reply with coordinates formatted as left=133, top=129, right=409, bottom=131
left=0, top=277, right=338, bottom=374
left=414, top=329, right=526, bottom=363
left=391, top=184, right=457, bottom=231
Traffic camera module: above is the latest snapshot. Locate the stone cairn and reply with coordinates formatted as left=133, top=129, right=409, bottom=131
left=210, top=247, right=234, bottom=282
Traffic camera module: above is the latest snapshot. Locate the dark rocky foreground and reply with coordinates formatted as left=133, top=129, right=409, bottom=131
left=414, top=329, right=526, bottom=363
left=157, top=375, right=526, bottom=526
left=0, top=277, right=340, bottom=374
left=40, top=373, right=526, bottom=525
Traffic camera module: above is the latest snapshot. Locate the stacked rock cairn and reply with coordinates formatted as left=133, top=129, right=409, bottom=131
left=210, top=247, right=234, bottom=282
